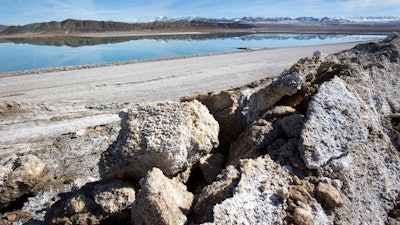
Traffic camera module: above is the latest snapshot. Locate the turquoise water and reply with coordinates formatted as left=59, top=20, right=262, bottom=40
left=0, top=33, right=386, bottom=72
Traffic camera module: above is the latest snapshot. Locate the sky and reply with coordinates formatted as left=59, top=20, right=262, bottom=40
left=1, top=0, right=400, bottom=25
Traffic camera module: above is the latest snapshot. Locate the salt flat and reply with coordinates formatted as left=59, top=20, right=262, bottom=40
left=0, top=42, right=361, bottom=105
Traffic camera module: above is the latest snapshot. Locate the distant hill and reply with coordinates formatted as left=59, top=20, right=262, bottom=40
left=0, top=19, right=255, bottom=35
left=0, top=25, right=8, bottom=32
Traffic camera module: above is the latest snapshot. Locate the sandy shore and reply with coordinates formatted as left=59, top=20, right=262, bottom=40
left=0, top=42, right=363, bottom=105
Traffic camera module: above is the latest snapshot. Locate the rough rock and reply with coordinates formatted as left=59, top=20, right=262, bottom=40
left=324, top=134, right=400, bottom=224
left=387, top=194, right=400, bottom=224
left=182, top=77, right=273, bottom=148
left=276, top=186, right=290, bottom=199
left=262, top=105, right=297, bottom=120
left=92, top=182, right=136, bottom=214
left=228, top=119, right=282, bottom=164
left=0, top=154, right=47, bottom=209
left=199, top=153, right=224, bottom=184
left=293, top=207, right=314, bottom=225
left=299, top=76, right=368, bottom=168
left=131, top=168, right=193, bottom=225
left=287, top=178, right=333, bottom=225
left=182, top=91, right=245, bottom=146
left=280, top=113, right=305, bottom=138
left=191, top=165, right=240, bottom=223
left=44, top=180, right=135, bottom=225
left=209, top=156, right=291, bottom=224
left=247, top=72, right=303, bottom=121
left=205, top=156, right=330, bottom=224
left=99, top=100, right=219, bottom=180
left=267, top=138, right=306, bottom=170
left=316, top=182, right=344, bottom=208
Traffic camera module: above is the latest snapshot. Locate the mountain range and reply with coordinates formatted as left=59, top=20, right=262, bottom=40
left=236, top=16, right=400, bottom=25
left=1, top=16, right=399, bottom=35
left=152, top=16, right=400, bottom=26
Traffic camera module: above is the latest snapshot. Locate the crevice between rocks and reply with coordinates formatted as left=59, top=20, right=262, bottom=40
left=389, top=114, right=400, bottom=151
left=0, top=194, right=34, bottom=215
left=185, top=165, right=206, bottom=195
left=275, top=62, right=350, bottom=116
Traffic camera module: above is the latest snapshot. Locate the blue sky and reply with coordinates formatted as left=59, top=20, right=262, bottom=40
left=1, top=0, right=399, bottom=25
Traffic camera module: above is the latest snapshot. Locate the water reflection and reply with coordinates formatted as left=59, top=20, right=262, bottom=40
left=1, top=33, right=385, bottom=48
left=240, top=33, right=384, bottom=41
left=0, top=39, right=11, bottom=44
left=0, top=32, right=385, bottom=72
left=2, top=33, right=253, bottom=47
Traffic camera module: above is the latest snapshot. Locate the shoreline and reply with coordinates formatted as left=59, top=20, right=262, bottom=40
left=0, top=41, right=367, bottom=105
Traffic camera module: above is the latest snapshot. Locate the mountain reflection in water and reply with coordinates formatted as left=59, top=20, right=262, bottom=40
left=2, top=33, right=384, bottom=48
left=0, top=32, right=386, bottom=73
left=3, top=33, right=252, bottom=47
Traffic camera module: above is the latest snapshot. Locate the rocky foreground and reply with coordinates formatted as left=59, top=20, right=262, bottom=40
left=1, top=34, right=400, bottom=225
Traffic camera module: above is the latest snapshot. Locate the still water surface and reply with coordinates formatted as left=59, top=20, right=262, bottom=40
left=0, top=33, right=386, bottom=73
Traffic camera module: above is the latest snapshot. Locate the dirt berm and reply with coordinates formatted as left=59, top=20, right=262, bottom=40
left=1, top=34, right=399, bottom=224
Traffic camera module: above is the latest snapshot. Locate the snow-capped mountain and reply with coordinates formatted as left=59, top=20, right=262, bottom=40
left=319, top=16, right=400, bottom=25
left=151, top=16, right=400, bottom=26
left=154, top=16, right=233, bottom=23
left=235, top=16, right=400, bottom=25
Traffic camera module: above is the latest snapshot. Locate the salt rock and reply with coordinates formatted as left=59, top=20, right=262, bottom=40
left=207, top=156, right=292, bottom=224
left=183, top=90, right=245, bottom=144
left=131, top=168, right=194, bottom=225
left=192, top=165, right=240, bottom=223
left=199, top=153, right=224, bottom=184
left=248, top=72, right=303, bottom=121
left=263, top=105, right=297, bottom=119
left=92, top=182, right=136, bottom=214
left=228, top=119, right=282, bottom=164
left=0, top=154, right=47, bottom=209
left=276, top=187, right=290, bottom=199
left=280, top=113, right=305, bottom=138
left=44, top=180, right=135, bottom=225
left=99, top=100, right=219, bottom=179
left=299, top=76, right=368, bottom=169
left=293, top=207, right=314, bottom=225
left=316, top=182, right=344, bottom=208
